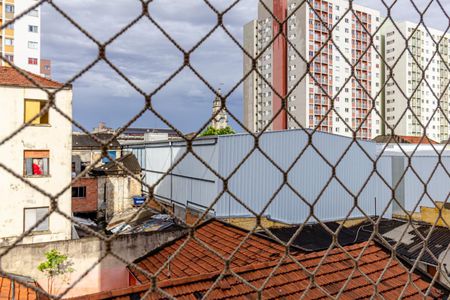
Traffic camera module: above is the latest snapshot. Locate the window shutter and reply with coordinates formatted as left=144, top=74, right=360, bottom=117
left=42, top=158, right=49, bottom=175
left=24, top=100, right=41, bottom=124
left=24, top=209, right=36, bottom=231
left=35, top=208, right=49, bottom=231
left=25, top=158, right=33, bottom=175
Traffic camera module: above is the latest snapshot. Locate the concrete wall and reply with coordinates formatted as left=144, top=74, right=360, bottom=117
left=72, top=177, right=98, bottom=213
left=0, top=229, right=186, bottom=297
left=72, top=149, right=121, bottom=175
left=0, top=86, right=73, bottom=246
left=98, top=176, right=142, bottom=221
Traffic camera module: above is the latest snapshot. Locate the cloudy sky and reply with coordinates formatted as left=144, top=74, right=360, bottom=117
left=40, top=0, right=450, bottom=133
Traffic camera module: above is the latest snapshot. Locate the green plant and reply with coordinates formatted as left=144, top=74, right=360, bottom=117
left=37, top=249, right=74, bottom=294
left=199, top=126, right=235, bottom=137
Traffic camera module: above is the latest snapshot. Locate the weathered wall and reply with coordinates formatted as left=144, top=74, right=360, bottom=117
left=72, top=177, right=98, bottom=213
left=0, top=86, right=73, bottom=246
left=0, top=229, right=186, bottom=297
left=72, top=150, right=102, bottom=174
left=98, top=176, right=142, bottom=221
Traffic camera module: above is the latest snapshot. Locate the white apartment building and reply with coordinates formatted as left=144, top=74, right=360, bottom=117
left=1, top=0, right=42, bottom=75
left=0, top=66, right=72, bottom=246
left=244, top=0, right=382, bottom=139
left=382, top=21, right=450, bottom=142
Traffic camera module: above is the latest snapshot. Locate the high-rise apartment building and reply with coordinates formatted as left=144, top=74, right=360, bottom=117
left=244, top=0, right=382, bottom=139
left=1, top=0, right=42, bottom=75
left=382, top=21, right=450, bottom=142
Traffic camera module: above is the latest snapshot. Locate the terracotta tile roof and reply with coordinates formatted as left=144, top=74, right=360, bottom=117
left=0, top=274, right=46, bottom=300
left=373, top=134, right=438, bottom=144
left=0, top=66, right=65, bottom=89
left=70, top=242, right=446, bottom=300
left=128, top=219, right=291, bottom=283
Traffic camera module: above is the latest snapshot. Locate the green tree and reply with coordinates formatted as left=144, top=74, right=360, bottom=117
left=199, top=126, right=235, bottom=137
left=37, top=249, right=74, bottom=294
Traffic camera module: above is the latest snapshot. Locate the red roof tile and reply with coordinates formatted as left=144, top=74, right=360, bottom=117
left=70, top=241, right=446, bottom=300
left=0, top=66, right=65, bottom=89
left=398, top=136, right=438, bottom=144
left=128, top=219, right=290, bottom=283
left=373, top=135, right=438, bottom=144
left=0, top=274, right=46, bottom=300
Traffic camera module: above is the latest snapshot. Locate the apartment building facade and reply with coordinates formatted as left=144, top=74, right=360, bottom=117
left=382, top=21, right=450, bottom=142
left=244, top=0, right=382, bottom=139
left=0, top=66, right=72, bottom=246
left=1, top=0, right=42, bottom=75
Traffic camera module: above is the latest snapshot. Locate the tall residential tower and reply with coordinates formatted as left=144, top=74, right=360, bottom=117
left=244, top=0, right=382, bottom=139
left=1, top=0, right=42, bottom=75
left=382, top=21, right=450, bottom=142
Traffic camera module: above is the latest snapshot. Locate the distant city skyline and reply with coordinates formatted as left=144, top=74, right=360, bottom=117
left=39, top=0, right=449, bottom=134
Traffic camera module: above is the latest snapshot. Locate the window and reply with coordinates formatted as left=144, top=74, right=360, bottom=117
left=29, top=9, right=39, bottom=17
left=24, top=150, right=49, bottom=177
left=24, top=207, right=49, bottom=232
left=5, top=4, right=14, bottom=13
left=28, top=58, right=38, bottom=65
left=28, top=25, right=38, bottom=33
left=24, top=99, right=49, bottom=125
left=72, top=186, right=87, bottom=198
left=28, top=41, right=38, bottom=49
left=5, top=55, right=13, bottom=63
left=5, top=38, right=14, bottom=46
left=6, top=23, right=14, bottom=30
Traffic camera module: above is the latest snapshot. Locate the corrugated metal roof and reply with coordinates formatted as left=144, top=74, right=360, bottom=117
left=351, top=219, right=450, bottom=266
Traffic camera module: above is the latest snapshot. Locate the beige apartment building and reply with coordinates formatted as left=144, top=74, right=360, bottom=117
left=382, top=21, right=450, bottom=142
left=0, top=66, right=72, bottom=246
left=244, top=0, right=382, bottom=139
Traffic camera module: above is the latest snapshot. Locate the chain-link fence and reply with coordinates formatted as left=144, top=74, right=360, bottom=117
left=1, top=0, right=450, bottom=299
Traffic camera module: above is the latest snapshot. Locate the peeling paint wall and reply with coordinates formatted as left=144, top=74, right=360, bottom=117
left=0, top=86, right=73, bottom=245
left=98, top=176, right=142, bottom=221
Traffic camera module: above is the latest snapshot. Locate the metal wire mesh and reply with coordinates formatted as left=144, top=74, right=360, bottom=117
left=1, top=0, right=450, bottom=299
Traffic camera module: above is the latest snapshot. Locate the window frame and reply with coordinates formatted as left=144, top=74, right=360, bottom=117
left=28, top=25, right=38, bottom=33
left=28, top=9, right=39, bottom=17
left=72, top=186, right=87, bottom=198
left=28, top=57, right=38, bottom=65
left=28, top=41, right=38, bottom=49
left=24, top=99, right=50, bottom=126
left=23, top=150, right=50, bottom=177
left=23, top=207, right=50, bottom=233
left=5, top=4, right=14, bottom=13
left=5, top=38, right=14, bottom=46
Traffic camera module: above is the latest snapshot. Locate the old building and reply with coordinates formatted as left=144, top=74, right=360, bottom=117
left=91, top=153, right=142, bottom=221
left=0, top=66, right=73, bottom=245
left=72, top=177, right=98, bottom=218
left=72, top=132, right=121, bottom=175
left=211, top=89, right=228, bottom=130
